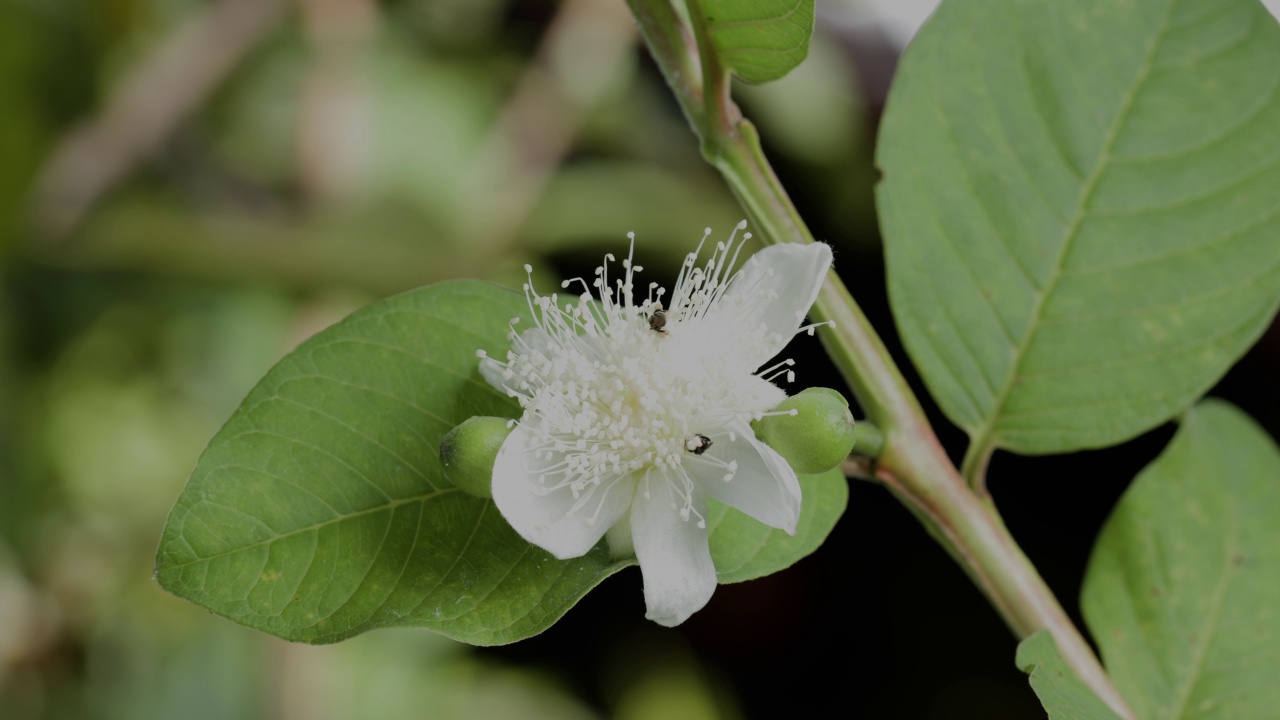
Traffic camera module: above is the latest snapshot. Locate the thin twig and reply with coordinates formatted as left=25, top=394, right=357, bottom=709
left=623, top=3, right=1136, bottom=717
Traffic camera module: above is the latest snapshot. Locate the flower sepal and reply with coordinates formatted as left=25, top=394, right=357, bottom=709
left=751, top=387, right=857, bottom=475
left=439, top=416, right=514, bottom=499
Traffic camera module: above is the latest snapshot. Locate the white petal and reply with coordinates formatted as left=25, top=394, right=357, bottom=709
left=479, top=355, right=509, bottom=393
left=480, top=328, right=554, bottom=395
left=739, top=374, right=788, bottom=417
left=688, top=418, right=801, bottom=534
left=630, top=479, right=717, bottom=626
left=491, top=420, right=636, bottom=559
left=710, top=242, right=832, bottom=369
left=605, top=511, right=635, bottom=559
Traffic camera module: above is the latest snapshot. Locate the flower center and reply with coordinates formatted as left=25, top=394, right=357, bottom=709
left=477, top=225, right=820, bottom=526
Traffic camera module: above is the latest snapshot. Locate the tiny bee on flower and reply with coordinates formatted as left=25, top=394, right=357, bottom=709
left=648, top=307, right=668, bottom=334
left=684, top=434, right=713, bottom=455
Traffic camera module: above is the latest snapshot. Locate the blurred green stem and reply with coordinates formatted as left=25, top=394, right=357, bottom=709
left=31, top=0, right=291, bottom=240
left=625, top=2, right=1134, bottom=717
left=850, top=421, right=884, bottom=459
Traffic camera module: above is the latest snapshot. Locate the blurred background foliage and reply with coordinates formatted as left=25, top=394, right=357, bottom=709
left=0, top=0, right=880, bottom=717
left=2, top=1, right=1278, bottom=719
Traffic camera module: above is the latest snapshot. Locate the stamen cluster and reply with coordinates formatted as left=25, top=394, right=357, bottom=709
left=478, top=224, right=834, bottom=626
left=479, top=225, right=803, bottom=527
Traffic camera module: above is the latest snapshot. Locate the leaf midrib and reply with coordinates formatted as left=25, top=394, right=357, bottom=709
left=1164, top=538, right=1237, bottom=720
left=159, top=489, right=460, bottom=571
left=1163, top=460, right=1243, bottom=720
left=966, top=2, right=1177, bottom=460
left=709, top=0, right=806, bottom=32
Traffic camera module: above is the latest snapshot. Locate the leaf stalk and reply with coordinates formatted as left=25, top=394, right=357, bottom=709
left=624, top=2, right=1135, bottom=717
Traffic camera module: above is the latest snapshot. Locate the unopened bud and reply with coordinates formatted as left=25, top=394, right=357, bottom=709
left=439, top=416, right=513, bottom=498
left=752, top=387, right=856, bottom=475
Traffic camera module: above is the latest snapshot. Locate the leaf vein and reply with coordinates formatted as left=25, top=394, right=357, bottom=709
left=164, top=491, right=457, bottom=570
left=971, top=3, right=1177, bottom=452
left=272, top=395, right=441, bottom=492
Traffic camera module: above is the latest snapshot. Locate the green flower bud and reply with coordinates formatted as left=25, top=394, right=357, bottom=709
left=439, top=416, right=513, bottom=498
left=751, top=387, right=856, bottom=475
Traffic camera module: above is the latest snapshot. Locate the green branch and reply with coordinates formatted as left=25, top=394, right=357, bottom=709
left=623, top=2, right=1135, bottom=718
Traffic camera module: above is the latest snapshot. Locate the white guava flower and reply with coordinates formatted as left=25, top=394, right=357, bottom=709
left=476, top=223, right=833, bottom=626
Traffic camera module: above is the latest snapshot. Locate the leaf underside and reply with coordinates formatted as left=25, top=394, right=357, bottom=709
left=702, top=0, right=815, bottom=84
left=1081, top=400, right=1280, bottom=720
left=156, top=280, right=847, bottom=645
left=878, top=0, right=1280, bottom=455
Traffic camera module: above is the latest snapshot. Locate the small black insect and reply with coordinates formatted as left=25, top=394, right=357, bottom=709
left=648, top=308, right=668, bottom=334
left=684, top=434, right=713, bottom=455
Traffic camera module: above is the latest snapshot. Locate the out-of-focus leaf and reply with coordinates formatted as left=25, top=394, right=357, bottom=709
left=1082, top=400, right=1280, bottom=719
left=878, top=0, right=1280, bottom=455
left=700, top=0, right=815, bottom=84
left=525, top=161, right=744, bottom=260
left=280, top=629, right=597, bottom=720
left=735, top=33, right=863, bottom=164
left=155, top=281, right=630, bottom=645
left=67, top=198, right=489, bottom=295
left=0, top=3, right=56, bottom=244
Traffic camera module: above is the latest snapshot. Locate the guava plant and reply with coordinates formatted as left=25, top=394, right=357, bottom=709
left=155, top=1, right=1280, bottom=717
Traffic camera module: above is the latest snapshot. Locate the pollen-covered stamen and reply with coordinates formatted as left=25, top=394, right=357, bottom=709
left=666, top=223, right=751, bottom=326
left=662, top=464, right=707, bottom=529
left=759, top=358, right=797, bottom=385
left=563, top=471, right=630, bottom=527
left=684, top=449, right=740, bottom=483
left=480, top=227, right=814, bottom=532
left=479, top=229, right=833, bottom=627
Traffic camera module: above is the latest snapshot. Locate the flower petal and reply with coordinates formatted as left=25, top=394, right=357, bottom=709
left=491, top=420, right=636, bottom=560
left=480, top=328, right=555, bottom=396
left=630, top=478, right=717, bottom=626
left=479, top=355, right=509, bottom=394
left=687, top=417, right=801, bottom=534
left=709, top=242, right=832, bottom=369
left=738, top=374, right=788, bottom=417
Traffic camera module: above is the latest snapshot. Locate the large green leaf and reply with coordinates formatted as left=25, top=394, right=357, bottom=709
left=155, top=281, right=629, bottom=645
left=700, top=0, right=814, bottom=84
left=1017, top=632, right=1124, bottom=720
left=1082, top=400, right=1280, bottom=719
left=156, top=280, right=847, bottom=644
left=877, top=0, right=1280, bottom=455
left=708, top=467, right=847, bottom=583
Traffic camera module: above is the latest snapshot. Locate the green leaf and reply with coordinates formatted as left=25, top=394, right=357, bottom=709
left=155, top=281, right=629, bottom=646
left=156, top=279, right=846, bottom=644
left=1082, top=400, right=1280, bottom=719
left=700, top=0, right=815, bottom=84
left=877, top=0, right=1280, bottom=455
left=707, top=467, right=848, bottom=583
left=1017, top=631, right=1124, bottom=720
